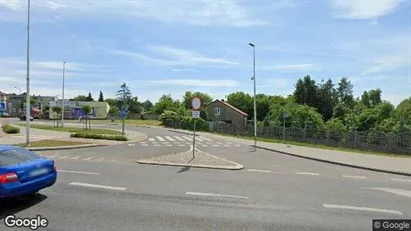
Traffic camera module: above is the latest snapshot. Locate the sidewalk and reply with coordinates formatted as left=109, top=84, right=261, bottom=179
left=164, top=128, right=411, bottom=176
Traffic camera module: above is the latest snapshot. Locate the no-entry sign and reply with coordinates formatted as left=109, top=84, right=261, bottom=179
left=191, top=97, right=202, bottom=111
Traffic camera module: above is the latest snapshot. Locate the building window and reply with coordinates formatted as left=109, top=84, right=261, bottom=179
left=214, top=107, right=220, bottom=115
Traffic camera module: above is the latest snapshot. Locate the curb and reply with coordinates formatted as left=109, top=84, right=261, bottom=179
left=136, top=160, right=244, bottom=170
left=26, top=144, right=107, bottom=151
left=168, top=129, right=201, bottom=136
left=255, top=145, right=411, bottom=177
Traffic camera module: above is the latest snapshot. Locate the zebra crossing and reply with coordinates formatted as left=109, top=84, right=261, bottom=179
left=131, top=135, right=241, bottom=148
left=40, top=153, right=122, bottom=163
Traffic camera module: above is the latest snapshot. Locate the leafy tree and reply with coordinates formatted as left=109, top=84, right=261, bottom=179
left=82, top=105, right=92, bottom=130
left=116, top=83, right=132, bottom=108
left=268, top=102, right=324, bottom=128
left=52, top=106, right=62, bottom=114
left=85, top=92, right=94, bottom=102
left=182, top=91, right=213, bottom=109
left=226, top=91, right=253, bottom=117
left=337, top=77, right=354, bottom=108
left=128, top=96, right=142, bottom=114
left=141, top=100, right=153, bottom=112
left=255, top=94, right=270, bottom=121
left=70, top=95, right=88, bottom=101
left=361, top=88, right=382, bottom=108
left=293, top=75, right=318, bottom=108
left=98, top=91, right=104, bottom=102
left=316, top=79, right=337, bottom=121
left=152, top=94, right=183, bottom=114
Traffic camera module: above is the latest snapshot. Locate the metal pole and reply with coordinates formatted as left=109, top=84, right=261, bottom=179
left=25, top=0, right=31, bottom=146
left=61, top=62, right=66, bottom=127
left=283, top=116, right=286, bottom=144
left=193, top=118, right=196, bottom=158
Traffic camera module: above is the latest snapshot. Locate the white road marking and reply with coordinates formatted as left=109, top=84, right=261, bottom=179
left=206, top=142, right=213, bottom=144
left=391, top=178, right=411, bottom=183
left=92, top=158, right=105, bottom=161
left=186, top=192, right=248, bottom=200
left=165, top=136, right=175, bottom=141
left=234, top=144, right=240, bottom=147
left=46, top=154, right=58, bottom=158
left=178, top=144, right=185, bottom=147
left=69, top=156, right=82, bottom=160
left=342, top=175, right=367, bottom=179
left=156, top=136, right=165, bottom=141
left=128, top=144, right=135, bottom=146
left=212, top=144, right=220, bottom=147
left=223, top=144, right=230, bottom=147
left=174, top=136, right=185, bottom=141
left=82, top=157, right=93, bottom=161
left=365, top=187, right=411, bottom=198
left=182, top=136, right=192, bottom=141
left=296, top=172, right=320, bottom=176
left=196, top=137, right=205, bottom=142
left=69, top=182, right=126, bottom=191
left=58, top=156, right=69, bottom=159
left=322, top=204, right=403, bottom=215
left=248, top=169, right=272, bottom=173
left=200, top=137, right=212, bottom=141
left=148, top=138, right=155, bottom=141
left=165, top=144, right=172, bottom=146
left=58, top=170, right=100, bottom=175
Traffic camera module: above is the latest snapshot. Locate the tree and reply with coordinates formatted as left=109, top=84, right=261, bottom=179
left=128, top=96, right=142, bottom=114
left=98, top=91, right=104, bottom=102
left=141, top=100, right=153, bottom=112
left=116, top=83, right=132, bottom=108
left=226, top=92, right=253, bottom=117
left=293, top=75, right=318, bottom=108
left=182, top=91, right=213, bottom=109
left=337, top=77, right=354, bottom=108
left=70, top=95, right=88, bottom=101
left=52, top=106, right=62, bottom=115
left=86, top=92, right=94, bottom=102
left=255, top=94, right=271, bottom=121
left=82, top=105, right=92, bottom=130
left=152, top=94, right=182, bottom=114
left=316, top=79, right=337, bottom=121
left=361, top=88, right=382, bottom=108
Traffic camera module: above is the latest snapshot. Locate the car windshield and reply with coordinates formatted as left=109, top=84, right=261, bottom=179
left=0, top=148, right=42, bottom=167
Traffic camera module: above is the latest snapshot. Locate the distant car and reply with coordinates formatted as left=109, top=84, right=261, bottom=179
left=0, top=145, right=57, bottom=199
left=20, top=115, right=34, bottom=121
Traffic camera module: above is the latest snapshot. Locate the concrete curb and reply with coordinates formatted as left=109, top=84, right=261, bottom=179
left=255, top=145, right=411, bottom=177
left=136, top=160, right=244, bottom=170
left=26, top=144, right=107, bottom=151
left=168, top=129, right=200, bottom=136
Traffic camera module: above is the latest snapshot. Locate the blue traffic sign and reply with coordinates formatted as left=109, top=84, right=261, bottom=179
left=0, top=101, right=5, bottom=113
left=121, top=108, right=127, bottom=119
left=282, top=112, right=288, bottom=118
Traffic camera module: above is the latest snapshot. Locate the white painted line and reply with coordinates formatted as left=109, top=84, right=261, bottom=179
left=342, top=175, right=367, bottom=179
left=165, top=136, right=175, bottom=141
left=182, top=136, right=192, bottom=141
left=248, top=169, right=272, bottom=173
left=128, top=144, right=135, bottom=147
left=69, top=156, right=82, bottom=160
left=323, top=204, right=403, bottom=215
left=365, top=187, right=411, bottom=198
left=391, top=178, right=411, bottom=183
left=186, top=192, right=248, bottom=200
left=178, top=144, right=185, bottom=147
left=206, top=142, right=213, bottom=144
left=46, top=154, right=58, bottom=158
left=69, top=182, right=126, bottom=191
left=165, top=144, right=172, bottom=146
left=82, top=157, right=93, bottom=161
left=58, top=170, right=100, bottom=175
left=223, top=145, right=230, bottom=147
left=196, top=137, right=205, bottom=142
left=156, top=136, right=166, bottom=141
left=58, top=156, right=69, bottom=159
left=92, top=158, right=105, bottom=161
left=296, top=172, right=320, bottom=176
left=212, top=144, right=220, bottom=147
left=174, top=136, right=185, bottom=141
left=148, top=138, right=155, bottom=141
left=200, top=137, right=212, bottom=141
left=234, top=144, right=240, bottom=147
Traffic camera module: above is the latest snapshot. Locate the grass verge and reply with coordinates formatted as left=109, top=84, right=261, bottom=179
left=91, top=119, right=162, bottom=126
left=211, top=132, right=411, bottom=158
left=2, top=124, right=20, bottom=134
left=17, top=140, right=90, bottom=148
left=70, top=132, right=128, bottom=141
left=25, top=124, right=122, bottom=135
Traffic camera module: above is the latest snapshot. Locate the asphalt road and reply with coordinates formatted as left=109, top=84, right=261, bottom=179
left=1, top=123, right=411, bottom=230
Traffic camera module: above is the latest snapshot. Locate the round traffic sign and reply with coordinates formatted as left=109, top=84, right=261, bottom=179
left=192, top=97, right=202, bottom=110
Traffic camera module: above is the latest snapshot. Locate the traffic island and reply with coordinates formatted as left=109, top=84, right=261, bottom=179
left=137, top=146, right=244, bottom=170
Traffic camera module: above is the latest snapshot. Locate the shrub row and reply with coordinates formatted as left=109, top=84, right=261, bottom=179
left=2, top=124, right=20, bottom=134
left=70, top=132, right=128, bottom=141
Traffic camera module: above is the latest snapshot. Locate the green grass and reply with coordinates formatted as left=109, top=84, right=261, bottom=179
left=70, top=132, right=128, bottom=141
left=212, top=132, right=411, bottom=158
left=2, top=124, right=20, bottom=134
left=27, top=124, right=122, bottom=135
left=17, top=140, right=90, bottom=147
left=91, top=119, right=162, bottom=126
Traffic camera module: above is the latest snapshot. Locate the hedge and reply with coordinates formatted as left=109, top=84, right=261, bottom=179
left=2, top=124, right=20, bottom=134
left=70, top=132, right=128, bottom=141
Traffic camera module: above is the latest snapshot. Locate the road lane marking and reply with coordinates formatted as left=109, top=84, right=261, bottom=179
left=128, top=144, right=135, bottom=146
left=178, top=144, right=185, bottom=147
left=174, top=136, right=185, bottom=141
left=212, top=144, right=219, bottom=147
left=82, top=157, right=93, bottom=161
left=69, top=182, right=126, bottom=191
left=322, top=204, right=403, bottom=215
left=46, top=154, right=58, bottom=158
left=223, top=144, right=230, bottom=147
left=342, top=175, right=367, bottom=179
left=58, top=156, right=69, bottom=159
left=69, top=156, right=82, bottom=160
left=196, top=137, right=205, bottom=142
left=248, top=169, right=272, bottom=173
left=92, top=158, right=105, bottom=161
left=200, top=137, right=212, bottom=141
left=165, top=144, right=172, bottom=146
left=296, top=172, right=320, bottom=176
left=186, top=192, right=248, bottom=200
left=59, top=170, right=100, bottom=175
left=234, top=144, right=240, bottom=147
left=165, top=136, right=175, bottom=141
left=156, top=136, right=165, bottom=141
left=148, top=138, right=155, bottom=141
left=391, top=178, right=411, bottom=182
left=364, top=187, right=411, bottom=198
left=182, top=136, right=192, bottom=141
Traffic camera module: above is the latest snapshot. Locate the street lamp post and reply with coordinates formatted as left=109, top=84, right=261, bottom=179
left=25, top=0, right=31, bottom=146
left=61, top=62, right=66, bottom=127
left=249, top=42, right=257, bottom=151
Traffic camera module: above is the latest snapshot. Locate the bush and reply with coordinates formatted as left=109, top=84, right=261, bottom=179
left=70, top=132, right=128, bottom=141
left=158, top=110, right=183, bottom=124
left=181, top=117, right=209, bottom=131
left=2, top=124, right=20, bottom=134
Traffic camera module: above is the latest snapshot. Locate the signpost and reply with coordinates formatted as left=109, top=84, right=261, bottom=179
left=282, top=112, right=287, bottom=144
left=191, top=97, right=202, bottom=158
left=121, top=108, right=127, bottom=136
left=0, top=102, right=5, bottom=115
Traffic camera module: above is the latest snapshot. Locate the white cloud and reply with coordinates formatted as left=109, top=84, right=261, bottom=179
left=362, top=57, right=409, bottom=75
left=147, top=79, right=239, bottom=87
left=264, top=78, right=288, bottom=87
left=110, top=46, right=238, bottom=67
left=329, top=0, right=405, bottom=19
left=171, top=68, right=195, bottom=72
left=260, top=64, right=320, bottom=71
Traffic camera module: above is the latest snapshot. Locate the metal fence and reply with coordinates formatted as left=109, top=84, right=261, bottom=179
left=211, top=123, right=410, bottom=155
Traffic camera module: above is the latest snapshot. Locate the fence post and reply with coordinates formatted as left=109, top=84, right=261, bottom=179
left=354, top=130, right=358, bottom=149
left=326, top=130, right=330, bottom=145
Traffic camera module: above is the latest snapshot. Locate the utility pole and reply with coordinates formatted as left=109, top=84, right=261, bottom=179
left=61, top=62, right=66, bottom=127
left=25, top=0, right=31, bottom=146
left=249, top=42, right=257, bottom=151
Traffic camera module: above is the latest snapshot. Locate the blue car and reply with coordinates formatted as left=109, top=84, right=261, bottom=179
left=0, top=145, right=57, bottom=199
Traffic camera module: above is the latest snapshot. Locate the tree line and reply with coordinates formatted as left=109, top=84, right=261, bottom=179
left=69, top=77, right=411, bottom=134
